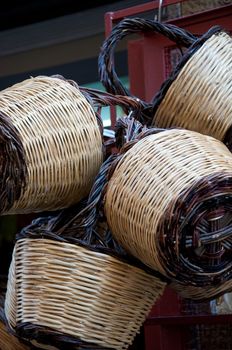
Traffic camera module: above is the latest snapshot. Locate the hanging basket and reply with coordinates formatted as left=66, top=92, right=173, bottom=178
left=99, top=18, right=232, bottom=149
left=0, top=76, right=142, bottom=215
left=104, top=127, right=232, bottom=301
left=4, top=157, right=165, bottom=350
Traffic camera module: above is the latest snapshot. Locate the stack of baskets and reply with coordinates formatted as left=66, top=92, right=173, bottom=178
left=0, top=77, right=165, bottom=349
left=0, top=15, right=232, bottom=350
left=98, top=17, right=232, bottom=301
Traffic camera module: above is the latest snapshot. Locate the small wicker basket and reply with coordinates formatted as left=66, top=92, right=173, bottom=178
left=0, top=76, right=143, bottom=215
left=5, top=157, right=165, bottom=350
left=105, top=127, right=232, bottom=301
left=99, top=18, right=232, bottom=148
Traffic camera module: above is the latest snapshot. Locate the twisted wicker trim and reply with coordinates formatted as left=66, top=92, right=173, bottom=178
left=0, top=111, right=27, bottom=214
left=80, top=86, right=145, bottom=123
left=16, top=323, right=112, bottom=350
left=158, top=173, right=232, bottom=286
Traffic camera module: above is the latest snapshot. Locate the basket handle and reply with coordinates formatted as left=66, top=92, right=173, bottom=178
left=79, top=86, right=151, bottom=126
left=98, top=17, right=197, bottom=98
left=53, top=75, right=149, bottom=119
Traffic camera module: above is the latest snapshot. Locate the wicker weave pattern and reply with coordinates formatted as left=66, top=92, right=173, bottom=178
left=154, top=33, right=232, bottom=140
left=5, top=238, right=165, bottom=350
left=0, top=76, right=103, bottom=214
left=105, top=129, right=232, bottom=296
left=170, top=280, right=232, bottom=301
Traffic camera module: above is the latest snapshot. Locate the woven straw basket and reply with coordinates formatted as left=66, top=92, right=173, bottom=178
left=99, top=18, right=232, bottom=148
left=105, top=128, right=232, bottom=301
left=0, top=75, right=103, bottom=215
left=0, top=76, right=143, bottom=215
left=5, top=158, right=165, bottom=350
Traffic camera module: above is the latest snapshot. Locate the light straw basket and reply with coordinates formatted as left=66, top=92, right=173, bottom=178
left=5, top=157, right=165, bottom=350
left=0, top=75, right=103, bottom=214
left=99, top=18, right=232, bottom=148
left=105, top=128, right=232, bottom=300
left=0, top=77, right=143, bottom=216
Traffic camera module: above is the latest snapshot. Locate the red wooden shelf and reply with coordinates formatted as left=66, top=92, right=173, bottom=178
left=145, top=314, right=232, bottom=326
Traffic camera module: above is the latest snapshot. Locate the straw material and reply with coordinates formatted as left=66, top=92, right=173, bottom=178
left=0, top=76, right=103, bottom=215
left=105, top=129, right=232, bottom=300
left=5, top=238, right=165, bottom=350
left=154, top=32, right=232, bottom=143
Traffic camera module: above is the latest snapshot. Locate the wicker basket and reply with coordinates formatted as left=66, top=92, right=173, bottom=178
left=0, top=75, right=102, bottom=214
left=99, top=18, right=232, bottom=148
left=5, top=157, right=166, bottom=350
left=104, top=128, right=232, bottom=301
left=0, top=76, right=143, bottom=215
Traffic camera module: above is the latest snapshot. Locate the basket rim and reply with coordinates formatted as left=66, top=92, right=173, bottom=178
left=15, top=322, right=113, bottom=350
left=15, top=233, right=168, bottom=282
left=151, top=26, right=223, bottom=115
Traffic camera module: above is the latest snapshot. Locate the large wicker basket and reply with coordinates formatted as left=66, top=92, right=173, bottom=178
left=99, top=18, right=232, bottom=148
left=0, top=76, right=143, bottom=215
left=104, top=127, right=232, bottom=301
left=0, top=75, right=102, bottom=214
left=4, top=157, right=166, bottom=350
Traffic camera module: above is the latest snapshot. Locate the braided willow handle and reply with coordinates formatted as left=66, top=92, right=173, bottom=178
left=80, top=86, right=149, bottom=122
left=98, top=17, right=197, bottom=98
